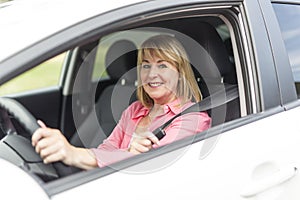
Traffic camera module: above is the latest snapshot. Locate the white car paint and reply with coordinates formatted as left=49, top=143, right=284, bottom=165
left=1, top=0, right=300, bottom=199
left=52, top=106, right=300, bottom=199
left=0, top=0, right=143, bottom=61
left=0, top=158, right=49, bottom=199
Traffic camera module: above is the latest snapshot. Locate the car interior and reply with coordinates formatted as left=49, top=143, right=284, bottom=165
left=53, top=16, right=241, bottom=177
left=0, top=15, right=241, bottom=182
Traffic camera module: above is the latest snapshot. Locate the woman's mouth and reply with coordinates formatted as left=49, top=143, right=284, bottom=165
left=148, top=82, right=163, bottom=88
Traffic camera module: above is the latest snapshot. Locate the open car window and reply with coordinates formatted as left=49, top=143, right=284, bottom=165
left=51, top=8, right=253, bottom=185
left=68, top=17, right=243, bottom=150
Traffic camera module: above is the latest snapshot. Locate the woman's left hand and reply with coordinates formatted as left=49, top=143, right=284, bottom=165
left=128, top=131, right=160, bottom=154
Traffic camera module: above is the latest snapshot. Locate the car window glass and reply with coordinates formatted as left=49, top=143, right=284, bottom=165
left=0, top=52, right=65, bottom=96
left=273, top=3, right=300, bottom=98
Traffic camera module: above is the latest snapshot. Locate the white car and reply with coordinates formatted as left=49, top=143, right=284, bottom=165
left=0, top=0, right=300, bottom=199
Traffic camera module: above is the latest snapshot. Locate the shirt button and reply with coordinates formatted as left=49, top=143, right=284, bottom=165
left=164, top=105, right=169, bottom=111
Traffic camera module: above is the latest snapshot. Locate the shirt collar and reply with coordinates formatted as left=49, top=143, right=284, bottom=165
left=133, top=105, right=150, bottom=119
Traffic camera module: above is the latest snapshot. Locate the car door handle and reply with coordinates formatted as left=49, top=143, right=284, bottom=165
left=240, top=164, right=297, bottom=197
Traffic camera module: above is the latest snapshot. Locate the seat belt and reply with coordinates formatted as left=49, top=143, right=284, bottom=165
left=152, top=84, right=239, bottom=140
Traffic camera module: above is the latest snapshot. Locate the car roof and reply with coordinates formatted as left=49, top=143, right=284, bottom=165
left=0, top=0, right=144, bottom=62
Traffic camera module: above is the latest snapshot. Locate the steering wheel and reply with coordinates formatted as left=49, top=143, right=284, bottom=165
left=0, top=97, right=79, bottom=180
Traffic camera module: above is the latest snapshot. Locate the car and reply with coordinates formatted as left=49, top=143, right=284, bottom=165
left=1, top=0, right=300, bottom=199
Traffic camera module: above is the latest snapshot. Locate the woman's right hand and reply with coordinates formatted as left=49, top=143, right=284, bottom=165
left=31, top=120, right=76, bottom=165
left=32, top=120, right=97, bottom=169
left=128, top=131, right=160, bottom=154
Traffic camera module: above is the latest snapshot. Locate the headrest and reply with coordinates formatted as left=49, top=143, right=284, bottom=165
left=174, top=22, right=235, bottom=84
left=105, top=40, right=137, bottom=81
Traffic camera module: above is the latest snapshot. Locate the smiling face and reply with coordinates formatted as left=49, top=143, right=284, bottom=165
left=137, top=35, right=202, bottom=108
left=140, top=55, right=179, bottom=105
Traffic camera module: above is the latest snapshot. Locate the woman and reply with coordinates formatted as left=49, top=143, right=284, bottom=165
left=32, top=35, right=211, bottom=169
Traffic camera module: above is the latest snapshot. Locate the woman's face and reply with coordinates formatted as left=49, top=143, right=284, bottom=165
left=140, top=55, right=179, bottom=105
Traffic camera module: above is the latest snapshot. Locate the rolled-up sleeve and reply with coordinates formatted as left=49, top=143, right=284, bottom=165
left=90, top=108, right=135, bottom=167
left=90, top=142, right=134, bottom=168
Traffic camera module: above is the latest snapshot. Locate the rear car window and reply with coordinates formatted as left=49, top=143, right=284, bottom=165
left=273, top=3, right=300, bottom=98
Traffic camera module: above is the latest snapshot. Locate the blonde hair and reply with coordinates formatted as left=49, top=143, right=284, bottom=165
left=137, top=35, right=202, bottom=108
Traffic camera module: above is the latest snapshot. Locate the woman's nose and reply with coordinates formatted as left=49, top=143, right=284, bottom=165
left=148, top=66, right=159, bottom=78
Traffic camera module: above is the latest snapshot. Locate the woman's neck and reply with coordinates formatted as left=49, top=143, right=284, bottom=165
left=151, top=104, right=164, bottom=114
left=150, top=96, right=178, bottom=118
left=152, top=95, right=177, bottom=107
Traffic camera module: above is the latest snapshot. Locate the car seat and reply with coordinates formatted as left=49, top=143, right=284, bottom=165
left=70, top=39, right=138, bottom=148
left=173, top=21, right=240, bottom=125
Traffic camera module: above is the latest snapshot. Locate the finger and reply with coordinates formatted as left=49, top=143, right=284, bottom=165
left=37, top=120, right=47, bottom=128
left=144, top=132, right=160, bottom=145
left=128, top=146, right=140, bottom=155
left=35, top=135, right=57, bottom=154
left=148, top=136, right=160, bottom=145
left=31, top=128, right=52, bottom=146
left=39, top=142, right=60, bottom=159
left=131, top=141, right=150, bottom=153
left=139, top=138, right=152, bottom=146
left=39, top=138, right=69, bottom=164
left=42, top=151, right=65, bottom=164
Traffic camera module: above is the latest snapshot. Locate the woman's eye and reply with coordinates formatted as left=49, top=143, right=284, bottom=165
left=142, top=64, right=151, bottom=69
left=158, top=64, right=167, bottom=68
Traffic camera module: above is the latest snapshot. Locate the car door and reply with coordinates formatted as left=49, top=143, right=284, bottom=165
left=1, top=0, right=300, bottom=199
left=43, top=0, right=300, bottom=199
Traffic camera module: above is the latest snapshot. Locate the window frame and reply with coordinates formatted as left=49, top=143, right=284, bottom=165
left=44, top=2, right=264, bottom=195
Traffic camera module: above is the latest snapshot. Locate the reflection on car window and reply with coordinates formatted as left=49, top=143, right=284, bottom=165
left=273, top=3, right=300, bottom=98
left=0, top=53, right=65, bottom=96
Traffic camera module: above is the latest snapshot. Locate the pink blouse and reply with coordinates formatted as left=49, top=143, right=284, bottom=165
left=91, top=99, right=211, bottom=167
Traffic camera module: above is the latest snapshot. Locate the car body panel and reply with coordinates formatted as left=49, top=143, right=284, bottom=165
left=52, top=106, right=300, bottom=199
left=0, top=158, right=49, bottom=199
